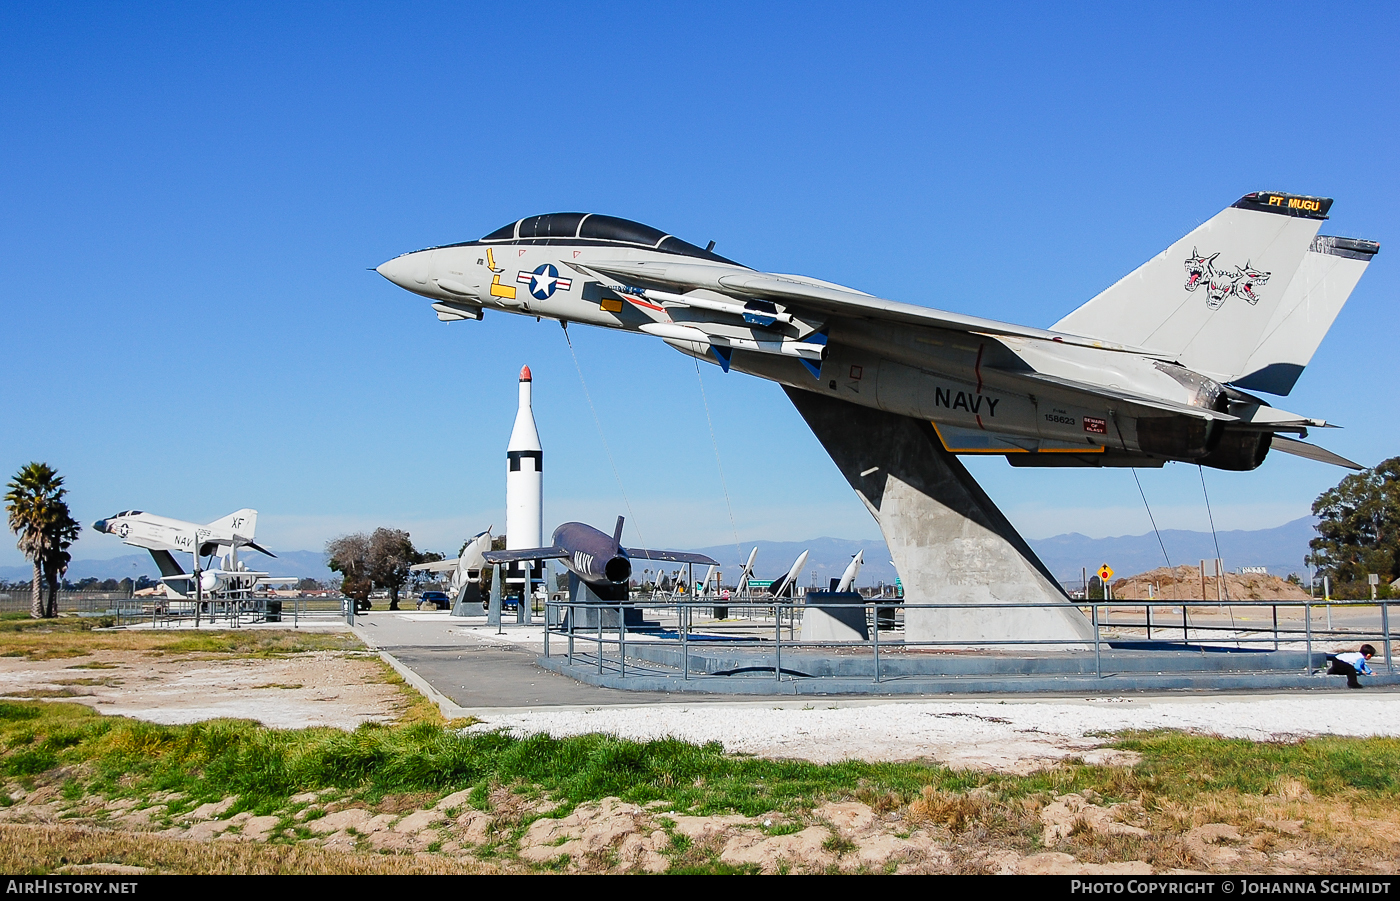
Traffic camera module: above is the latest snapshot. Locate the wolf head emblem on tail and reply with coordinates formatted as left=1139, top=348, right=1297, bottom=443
left=1229, top=262, right=1270, bottom=305
left=1184, top=248, right=1217, bottom=292
left=1185, top=250, right=1270, bottom=310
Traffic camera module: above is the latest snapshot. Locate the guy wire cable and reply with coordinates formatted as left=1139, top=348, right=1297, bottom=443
left=693, top=355, right=744, bottom=573
left=560, top=323, right=650, bottom=556
left=1198, top=464, right=1240, bottom=644
left=1133, top=467, right=1177, bottom=644
left=1133, top=469, right=1173, bottom=569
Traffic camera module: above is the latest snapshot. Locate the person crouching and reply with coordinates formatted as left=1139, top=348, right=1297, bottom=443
left=1326, top=644, right=1377, bottom=689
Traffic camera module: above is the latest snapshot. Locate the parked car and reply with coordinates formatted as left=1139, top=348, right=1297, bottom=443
left=417, top=591, right=451, bottom=610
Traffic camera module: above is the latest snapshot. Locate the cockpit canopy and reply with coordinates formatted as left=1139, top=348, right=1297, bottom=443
left=109, top=510, right=143, bottom=517
left=448, top=213, right=740, bottom=266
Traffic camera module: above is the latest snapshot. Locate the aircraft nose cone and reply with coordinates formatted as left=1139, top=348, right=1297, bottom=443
left=92, top=519, right=109, bottom=533
left=376, top=255, right=414, bottom=289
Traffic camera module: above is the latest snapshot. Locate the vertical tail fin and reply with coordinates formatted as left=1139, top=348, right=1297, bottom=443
left=208, top=508, right=257, bottom=538
left=1053, top=192, right=1330, bottom=381
left=1233, top=235, right=1379, bottom=395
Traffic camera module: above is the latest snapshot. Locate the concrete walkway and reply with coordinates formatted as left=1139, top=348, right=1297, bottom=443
left=348, top=610, right=791, bottom=718
left=348, top=609, right=1397, bottom=720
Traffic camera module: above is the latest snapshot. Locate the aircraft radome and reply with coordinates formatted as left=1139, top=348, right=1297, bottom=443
left=377, top=195, right=1378, bottom=473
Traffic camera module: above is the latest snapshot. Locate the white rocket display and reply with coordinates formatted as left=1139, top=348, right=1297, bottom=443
left=505, top=365, right=543, bottom=576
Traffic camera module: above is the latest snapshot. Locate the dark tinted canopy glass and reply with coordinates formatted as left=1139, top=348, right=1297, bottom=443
left=578, top=215, right=668, bottom=247
left=519, top=212, right=587, bottom=239
left=480, top=223, right=516, bottom=241
left=470, top=213, right=740, bottom=265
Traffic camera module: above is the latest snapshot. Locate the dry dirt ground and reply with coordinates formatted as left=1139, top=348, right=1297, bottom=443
left=1113, top=566, right=1310, bottom=601
left=1, top=635, right=1396, bottom=874
left=3, top=777, right=1397, bottom=875
left=0, top=648, right=402, bottom=729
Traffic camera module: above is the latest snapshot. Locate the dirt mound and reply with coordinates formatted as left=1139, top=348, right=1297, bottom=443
left=1111, top=565, right=1309, bottom=601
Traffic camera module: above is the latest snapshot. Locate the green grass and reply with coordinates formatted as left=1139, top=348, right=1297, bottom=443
left=1, top=699, right=1398, bottom=825
left=1113, top=732, right=1400, bottom=797
left=0, top=621, right=362, bottom=660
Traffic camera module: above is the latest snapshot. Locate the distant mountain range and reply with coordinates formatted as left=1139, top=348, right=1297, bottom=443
left=1027, top=516, right=1316, bottom=583
left=1, top=519, right=1317, bottom=588
left=689, top=517, right=1315, bottom=587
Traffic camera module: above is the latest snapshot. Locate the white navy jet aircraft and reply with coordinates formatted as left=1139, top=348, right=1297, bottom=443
left=409, top=526, right=493, bottom=609
left=92, top=509, right=282, bottom=598
left=377, top=194, right=1376, bottom=473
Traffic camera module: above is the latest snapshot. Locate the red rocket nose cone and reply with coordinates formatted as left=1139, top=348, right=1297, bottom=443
left=520, top=365, right=532, bottom=382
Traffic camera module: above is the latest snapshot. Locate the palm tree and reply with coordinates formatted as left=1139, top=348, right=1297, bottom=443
left=4, top=463, right=74, bottom=619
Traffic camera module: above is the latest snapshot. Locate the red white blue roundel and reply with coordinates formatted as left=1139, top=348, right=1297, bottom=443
left=517, top=264, right=572, bottom=300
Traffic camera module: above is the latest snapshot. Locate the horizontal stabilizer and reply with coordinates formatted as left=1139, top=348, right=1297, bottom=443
left=1269, top=436, right=1362, bottom=470
left=483, top=546, right=567, bottom=564
left=625, top=548, right=719, bottom=565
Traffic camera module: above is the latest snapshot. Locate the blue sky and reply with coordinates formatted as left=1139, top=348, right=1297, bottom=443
left=2, top=3, right=1396, bottom=568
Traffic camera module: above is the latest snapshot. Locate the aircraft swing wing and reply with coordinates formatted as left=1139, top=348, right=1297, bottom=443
left=579, top=260, right=1147, bottom=353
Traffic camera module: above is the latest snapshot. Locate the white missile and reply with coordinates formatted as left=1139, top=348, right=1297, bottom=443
left=770, top=549, right=809, bottom=598
left=505, top=366, right=543, bottom=576
left=638, top=323, right=826, bottom=361
left=736, top=546, right=759, bottom=596
left=836, top=550, right=864, bottom=593
left=699, top=564, right=717, bottom=597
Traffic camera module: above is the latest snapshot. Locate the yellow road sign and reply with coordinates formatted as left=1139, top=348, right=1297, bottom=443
left=1097, top=564, right=1114, bottom=582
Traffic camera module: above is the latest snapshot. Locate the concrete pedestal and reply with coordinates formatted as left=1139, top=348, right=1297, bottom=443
left=563, top=574, right=658, bottom=631
left=451, top=582, right=482, bottom=617
left=800, top=591, right=869, bottom=642
left=785, top=387, right=1092, bottom=646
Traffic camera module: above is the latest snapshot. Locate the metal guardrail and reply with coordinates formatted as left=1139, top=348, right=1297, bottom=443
left=541, top=598, right=1395, bottom=684
left=97, top=595, right=352, bottom=628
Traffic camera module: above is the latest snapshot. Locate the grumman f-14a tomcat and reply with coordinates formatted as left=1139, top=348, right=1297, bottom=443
left=378, top=193, right=1380, bottom=644
left=376, top=193, right=1376, bottom=474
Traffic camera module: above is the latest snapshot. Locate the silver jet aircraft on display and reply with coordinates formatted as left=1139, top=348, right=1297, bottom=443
left=92, top=509, right=283, bottom=599
left=409, top=526, right=493, bottom=609
left=377, top=194, right=1379, bottom=643
left=377, top=194, right=1376, bottom=473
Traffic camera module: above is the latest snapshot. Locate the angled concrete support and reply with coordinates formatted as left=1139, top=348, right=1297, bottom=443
left=784, top=387, right=1093, bottom=646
